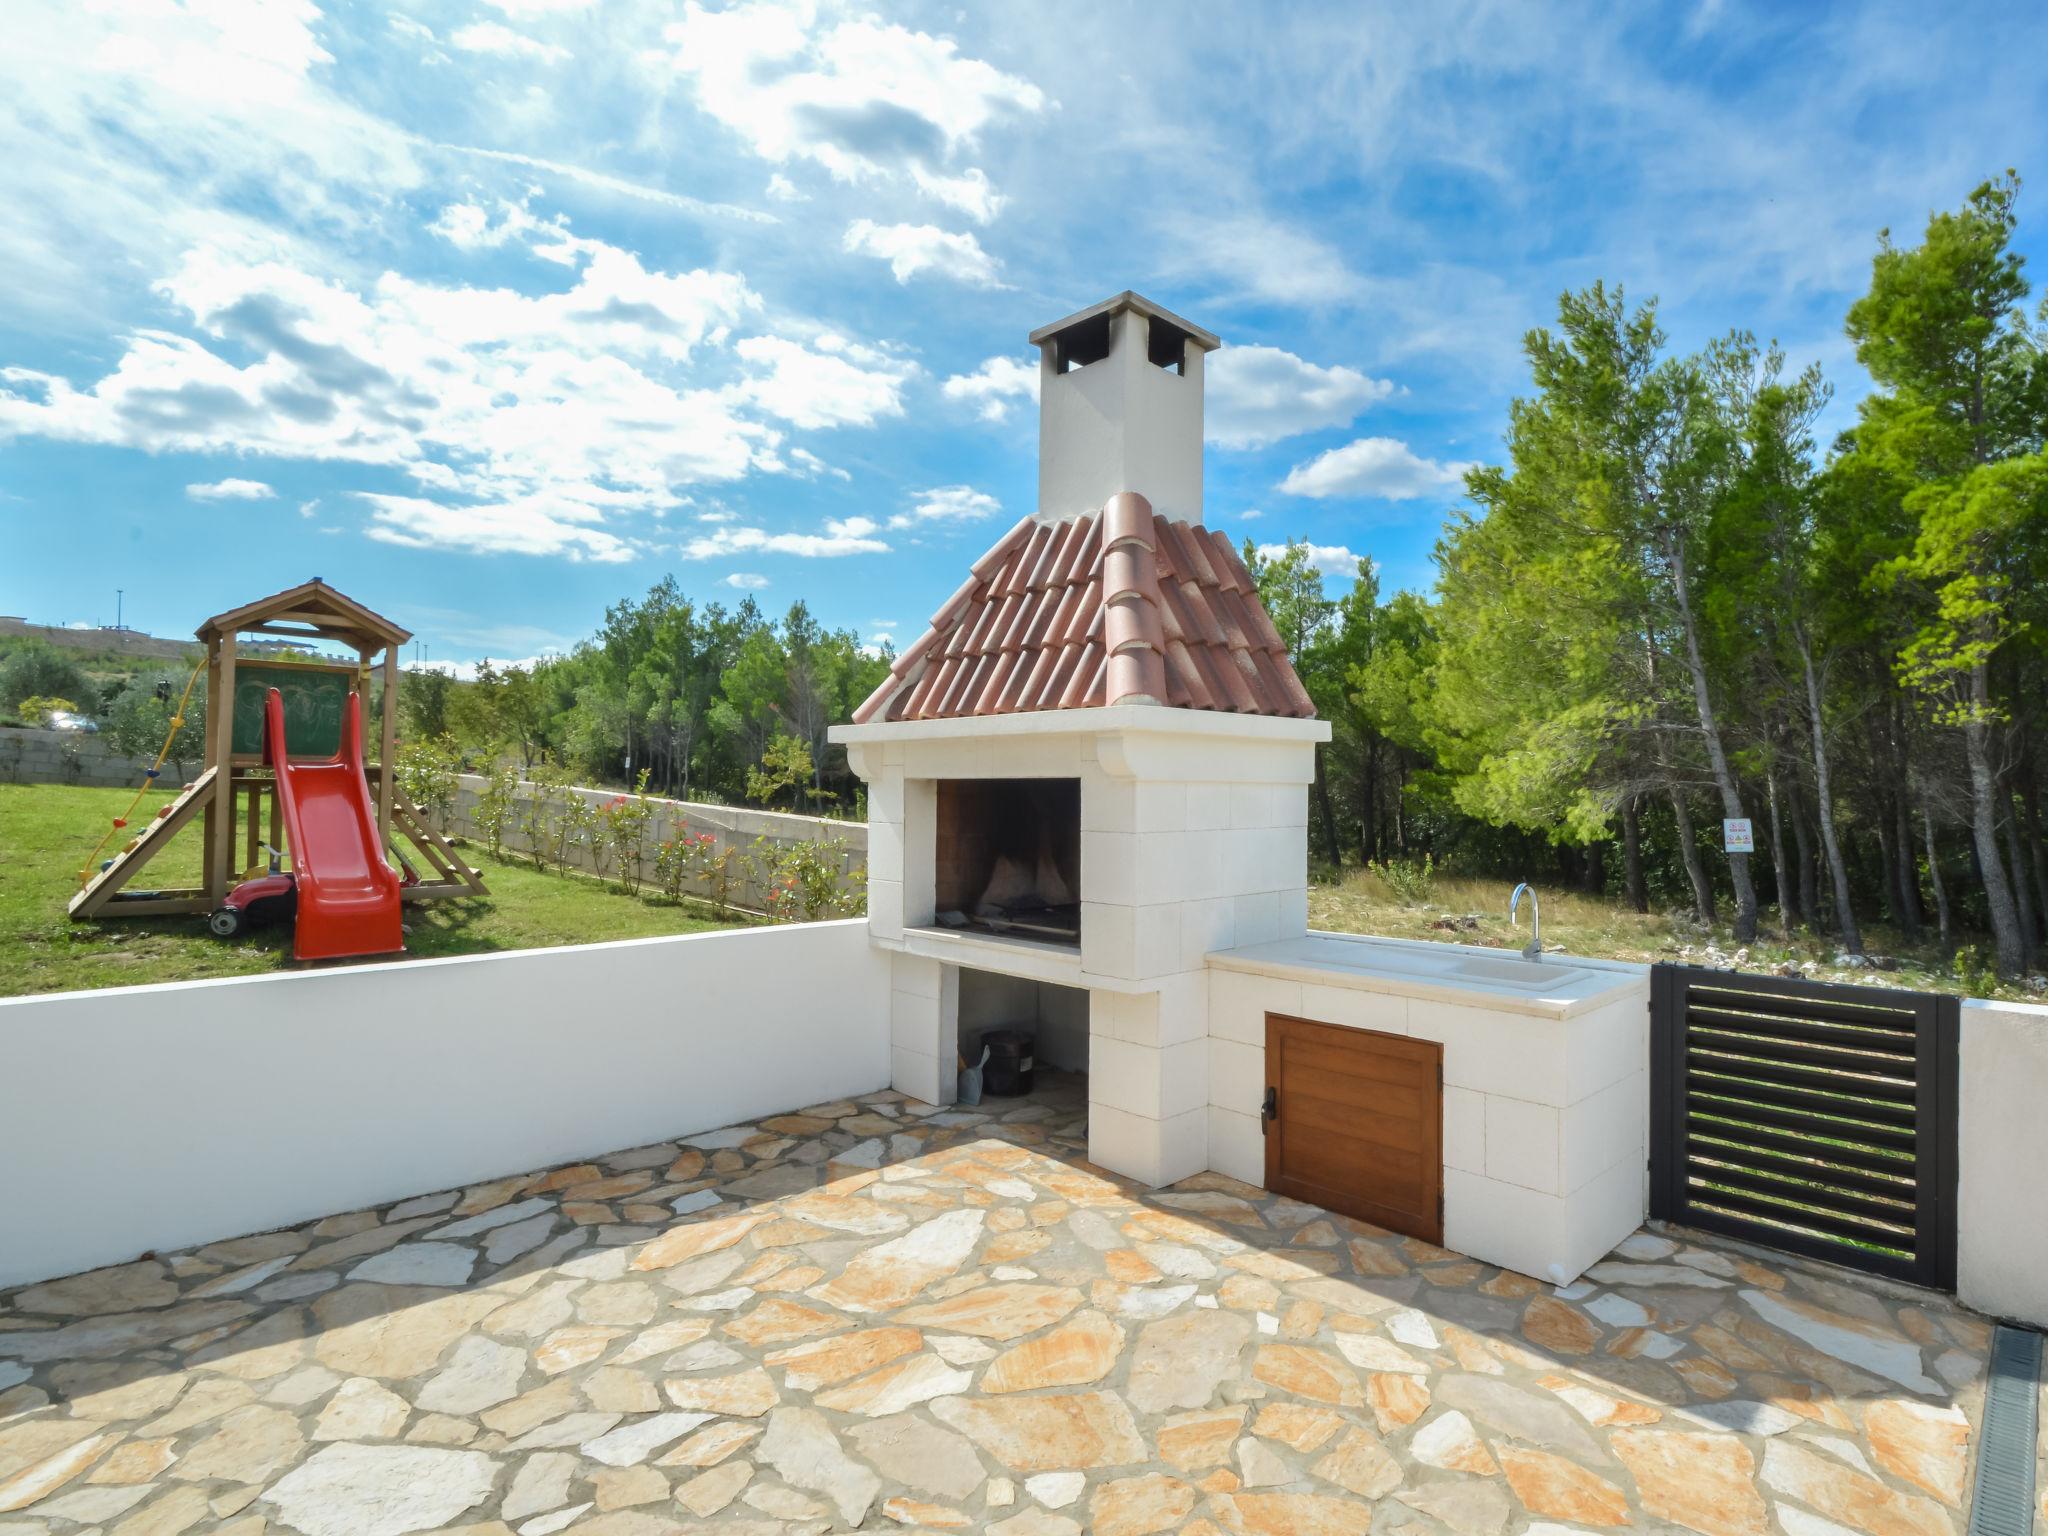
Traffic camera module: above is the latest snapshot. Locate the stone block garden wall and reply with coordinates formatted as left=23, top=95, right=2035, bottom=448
left=0, top=726, right=167, bottom=788
left=444, top=774, right=866, bottom=913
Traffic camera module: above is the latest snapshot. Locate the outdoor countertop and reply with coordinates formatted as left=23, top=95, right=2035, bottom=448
left=1208, top=929, right=1648, bottom=1019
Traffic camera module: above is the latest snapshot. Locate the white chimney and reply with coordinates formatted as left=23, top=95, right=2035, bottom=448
left=1030, top=291, right=1221, bottom=526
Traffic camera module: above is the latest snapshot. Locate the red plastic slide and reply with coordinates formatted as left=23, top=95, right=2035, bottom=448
left=263, top=686, right=403, bottom=961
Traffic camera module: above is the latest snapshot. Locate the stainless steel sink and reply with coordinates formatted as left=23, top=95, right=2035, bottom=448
left=1447, top=955, right=1579, bottom=990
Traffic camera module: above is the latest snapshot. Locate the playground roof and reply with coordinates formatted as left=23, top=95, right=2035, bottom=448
left=195, top=579, right=412, bottom=652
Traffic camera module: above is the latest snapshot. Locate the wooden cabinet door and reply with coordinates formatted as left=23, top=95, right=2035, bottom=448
left=1264, top=1013, right=1443, bottom=1243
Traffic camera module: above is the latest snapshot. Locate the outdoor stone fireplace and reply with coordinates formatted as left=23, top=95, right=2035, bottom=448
left=833, top=291, right=1329, bottom=1185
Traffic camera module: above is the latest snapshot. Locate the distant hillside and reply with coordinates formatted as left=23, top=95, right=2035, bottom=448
left=0, top=617, right=194, bottom=662
left=0, top=617, right=316, bottom=664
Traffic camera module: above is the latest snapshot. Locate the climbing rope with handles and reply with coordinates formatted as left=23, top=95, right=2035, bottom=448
left=76, top=657, right=206, bottom=886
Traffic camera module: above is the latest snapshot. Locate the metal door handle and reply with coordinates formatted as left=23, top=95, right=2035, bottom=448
left=1261, top=1087, right=1277, bottom=1131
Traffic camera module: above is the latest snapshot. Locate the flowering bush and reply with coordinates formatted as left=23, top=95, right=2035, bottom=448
left=472, top=764, right=521, bottom=860
left=751, top=834, right=864, bottom=923
left=604, top=774, right=657, bottom=891
left=653, top=824, right=717, bottom=903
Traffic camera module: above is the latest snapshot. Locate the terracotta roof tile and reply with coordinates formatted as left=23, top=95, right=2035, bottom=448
left=852, top=493, right=1317, bottom=724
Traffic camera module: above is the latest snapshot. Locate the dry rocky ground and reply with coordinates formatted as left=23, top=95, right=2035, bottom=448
left=0, top=1075, right=2012, bottom=1535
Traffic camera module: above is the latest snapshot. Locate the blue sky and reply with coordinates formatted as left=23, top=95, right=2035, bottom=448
left=3, top=1, right=2044, bottom=671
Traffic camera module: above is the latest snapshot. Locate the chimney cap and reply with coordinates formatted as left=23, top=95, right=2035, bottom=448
left=1028, top=291, right=1220, bottom=352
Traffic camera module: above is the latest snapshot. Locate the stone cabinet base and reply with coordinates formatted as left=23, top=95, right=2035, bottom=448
left=1204, top=936, right=1651, bottom=1285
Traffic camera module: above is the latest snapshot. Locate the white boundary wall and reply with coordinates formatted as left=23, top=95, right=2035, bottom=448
left=1957, top=995, right=2048, bottom=1328
left=0, top=920, right=890, bottom=1288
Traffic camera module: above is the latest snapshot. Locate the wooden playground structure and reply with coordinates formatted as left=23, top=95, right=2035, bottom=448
left=69, top=579, right=485, bottom=922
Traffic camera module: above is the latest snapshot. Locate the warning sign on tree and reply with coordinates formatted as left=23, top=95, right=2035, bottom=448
left=1723, top=818, right=1754, bottom=854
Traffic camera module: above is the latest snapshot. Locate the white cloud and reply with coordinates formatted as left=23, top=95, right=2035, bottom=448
left=429, top=199, right=561, bottom=253
left=911, top=166, right=1005, bottom=224
left=787, top=447, right=850, bottom=480
left=661, top=2, right=1043, bottom=222
left=1279, top=437, right=1476, bottom=500
left=481, top=0, right=594, bottom=13
left=734, top=334, right=912, bottom=429
left=0, top=220, right=963, bottom=561
left=941, top=355, right=1037, bottom=421
left=1238, top=508, right=1264, bottom=520
left=430, top=145, right=774, bottom=225
left=0, top=0, right=424, bottom=323
left=187, top=477, right=275, bottom=501
left=1206, top=345, right=1395, bottom=449
left=889, top=485, right=1000, bottom=529
left=721, top=572, right=770, bottom=589
left=1170, top=215, right=1360, bottom=306
left=765, top=173, right=804, bottom=202
left=842, top=221, right=1003, bottom=287
left=1257, top=542, right=1370, bottom=580
left=681, top=516, right=888, bottom=560
left=449, top=21, right=568, bottom=62
left=362, top=492, right=634, bottom=562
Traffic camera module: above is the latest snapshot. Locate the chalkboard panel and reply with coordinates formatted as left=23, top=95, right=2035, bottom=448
left=231, top=663, right=358, bottom=760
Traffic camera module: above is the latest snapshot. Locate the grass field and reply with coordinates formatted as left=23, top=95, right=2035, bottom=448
left=1311, top=865, right=2040, bottom=1003
left=0, top=783, right=741, bottom=999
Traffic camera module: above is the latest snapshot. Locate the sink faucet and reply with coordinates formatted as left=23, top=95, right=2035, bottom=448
left=1510, top=882, right=1542, bottom=961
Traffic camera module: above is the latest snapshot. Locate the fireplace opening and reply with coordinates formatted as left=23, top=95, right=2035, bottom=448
left=933, top=778, right=1081, bottom=946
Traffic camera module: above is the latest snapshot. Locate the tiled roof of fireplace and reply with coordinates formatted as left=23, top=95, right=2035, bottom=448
left=853, top=492, right=1316, bottom=723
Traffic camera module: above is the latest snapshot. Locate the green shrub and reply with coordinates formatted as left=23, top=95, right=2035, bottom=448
left=597, top=773, right=656, bottom=891
left=100, top=670, right=207, bottom=776
left=395, top=734, right=462, bottom=828
left=1368, top=853, right=1437, bottom=907
left=0, top=642, right=91, bottom=713
left=751, top=834, right=865, bottom=923
left=473, top=765, right=521, bottom=860
left=17, top=695, right=78, bottom=727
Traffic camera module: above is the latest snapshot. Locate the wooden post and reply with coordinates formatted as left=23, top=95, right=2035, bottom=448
left=208, top=632, right=238, bottom=904
left=378, top=644, right=397, bottom=857
left=201, top=641, right=218, bottom=898
left=243, top=779, right=261, bottom=877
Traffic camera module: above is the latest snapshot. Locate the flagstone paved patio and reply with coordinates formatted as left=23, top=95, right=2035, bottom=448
left=0, top=1074, right=2009, bottom=1535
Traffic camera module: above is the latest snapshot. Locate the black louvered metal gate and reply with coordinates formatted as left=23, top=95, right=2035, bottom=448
left=1648, top=963, right=1959, bottom=1290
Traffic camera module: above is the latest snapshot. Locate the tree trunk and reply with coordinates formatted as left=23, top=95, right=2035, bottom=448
left=1796, top=634, right=1862, bottom=955
left=1889, top=707, right=1926, bottom=938
left=1314, top=745, right=1342, bottom=870
left=2001, top=788, right=2038, bottom=960
left=1766, top=767, right=1797, bottom=931
left=1359, top=737, right=1378, bottom=866
left=1963, top=670, right=2027, bottom=975
left=1668, top=787, right=1715, bottom=925
left=2021, top=759, right=2048, bottom=942
left=1582, top=840, right=1606, bottom=895
left=1875, top=817, right=1901, bottom=934
left=1666, top=536, right=1757, bottom=940
left=1921, top=802, right=1952, bottom=952
left=1621, top=795, right=1648, bottom=913
left=1892, top=791, right=1924, bottom=943
left=1790, top=783, right=1818, bottom=930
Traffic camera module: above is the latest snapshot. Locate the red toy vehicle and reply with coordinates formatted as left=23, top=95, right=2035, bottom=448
left=209, top=847, right=296, bottom=938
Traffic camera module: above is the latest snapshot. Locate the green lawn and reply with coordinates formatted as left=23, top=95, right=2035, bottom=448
left=0, top=783, right=742, bottom=999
